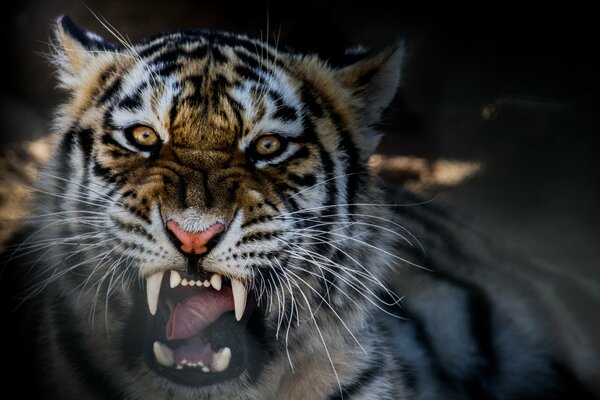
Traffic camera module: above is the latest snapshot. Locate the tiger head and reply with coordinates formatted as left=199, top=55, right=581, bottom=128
left=43, top=16, right=404, bottom=397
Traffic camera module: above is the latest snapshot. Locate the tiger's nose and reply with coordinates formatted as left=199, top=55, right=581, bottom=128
left=166, top=220, right=225, bottom=255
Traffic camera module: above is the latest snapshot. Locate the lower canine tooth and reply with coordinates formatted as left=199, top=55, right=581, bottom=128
left=146, top=272, right=164, bottom=315
left=211, top=347, right=231, bottom=372
left=153, top=341, right=174, bottom=367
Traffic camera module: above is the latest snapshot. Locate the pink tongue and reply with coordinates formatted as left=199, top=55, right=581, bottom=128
left=166, top=286, right=234, bottom=341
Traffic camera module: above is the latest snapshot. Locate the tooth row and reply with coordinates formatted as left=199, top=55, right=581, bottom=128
left=153, top=342, right=231, bottom=373
left=178, top=360, right=210, bottom=372
left=169, top=270, right=222, bottom=291
left=147, top=271, right=248, bottom=321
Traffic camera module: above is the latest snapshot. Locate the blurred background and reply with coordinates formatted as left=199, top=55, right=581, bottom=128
left=2, top=1, right=599, bottom=270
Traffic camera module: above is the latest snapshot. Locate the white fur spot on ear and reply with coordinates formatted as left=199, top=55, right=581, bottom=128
left=85, top=31, right=105, bottom=42
left=344, top=45, right=369, bottom=55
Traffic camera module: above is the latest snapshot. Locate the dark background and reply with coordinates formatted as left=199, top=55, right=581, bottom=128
left=1, top=3, right=599, bottom=289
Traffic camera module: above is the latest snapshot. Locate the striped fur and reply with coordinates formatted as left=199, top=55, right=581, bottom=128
left=7, top=16, right=597, bottom=400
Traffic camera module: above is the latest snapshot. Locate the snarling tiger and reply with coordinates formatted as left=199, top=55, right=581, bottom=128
left=1, top=16, right=597, bottom=400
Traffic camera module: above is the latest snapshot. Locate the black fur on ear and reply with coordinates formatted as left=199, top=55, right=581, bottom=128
left=58, top=15, right=120, bottom=52
left=54, top=15, right=122, bottom=74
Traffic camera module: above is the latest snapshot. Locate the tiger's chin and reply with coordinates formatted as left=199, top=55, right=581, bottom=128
left=141, top=269, right=267, bottom=387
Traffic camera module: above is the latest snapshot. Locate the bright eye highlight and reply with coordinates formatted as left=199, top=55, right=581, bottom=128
left=126, top=125, right=161, bottom=150
left=253, top=135, right=283, bottom=157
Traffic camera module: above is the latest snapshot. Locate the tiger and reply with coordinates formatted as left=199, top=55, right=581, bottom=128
left=1, top=15, right=598, bottom=400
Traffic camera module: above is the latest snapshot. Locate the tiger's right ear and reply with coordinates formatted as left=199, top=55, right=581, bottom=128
left=54, top=16, right=121, bottom=74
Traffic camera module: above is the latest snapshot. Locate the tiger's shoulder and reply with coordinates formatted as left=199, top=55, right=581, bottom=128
left=387, top=188, right=600, bottom=399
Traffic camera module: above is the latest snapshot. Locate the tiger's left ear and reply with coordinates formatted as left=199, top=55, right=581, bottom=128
left=54, top=16, right=121, bottom=76
left=336, top=42, right=406, bottom=127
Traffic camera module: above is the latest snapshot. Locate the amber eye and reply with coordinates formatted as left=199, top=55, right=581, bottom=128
left=126, top=125, right=161, bottom=150
left=252, top=134, right=284, bottom=157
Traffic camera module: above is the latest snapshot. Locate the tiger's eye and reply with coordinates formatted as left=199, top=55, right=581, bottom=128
left=131, top=126, right=159, bottom=147
left=254, top=135, right=282, bottom=156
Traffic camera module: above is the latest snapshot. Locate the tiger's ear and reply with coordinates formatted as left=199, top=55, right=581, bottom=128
left=54, top=16, right=121, bottom=74
left=336, top=42, right=406, bottom=126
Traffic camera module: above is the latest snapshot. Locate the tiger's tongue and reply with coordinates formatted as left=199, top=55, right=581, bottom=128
left=166, top=286, right=234, bottom=341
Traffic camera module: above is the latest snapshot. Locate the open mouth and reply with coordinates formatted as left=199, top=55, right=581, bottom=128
left=143, top=270, right=257, bottom=386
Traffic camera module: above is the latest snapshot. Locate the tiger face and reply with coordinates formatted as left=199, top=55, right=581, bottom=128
left=43, top=16, right=403, bottom=397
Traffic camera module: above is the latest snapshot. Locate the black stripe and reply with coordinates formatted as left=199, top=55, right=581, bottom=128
left=53, top=296, right=125, bottom=399
left=185, top=43, right=208, bottom=59
left=54, top=129, right=78, bottom=208
left=210, top=46, right=229, bottom=64
left=234, top=64, right=260, bottom=82
left=227, top=179, right=240, bottom=202
left=110, top=217, right=156, bottom=243
left=397, top=308, right=458, bottom=392
left=399, top=265, right=498, bottom=398
left=327, top=358, right=384, bottom=400
left=319, top=100, right=363, bottom=218
left=263, top=199, right=279, bottom=211
left=236, top=231, right=280, bottom=246
left=183, top=74, right=205, bottom=108
left=241, top=215, right=273, bottom=229
left=117, top=93, right=143, bottom=109
left=101, top=133, right=125, bottom=148
left=285, top=146, right=311, bottom=163
left=146, top=43, right=181, bottom=65
left=337, top=128, right=361, bottom=216
left=154, top=61, right=180, bottom=77
left=299, top=86, right=338, bottom=297
left=201, top=170, right=213, bottom=208
left=78, top=129, right=95, bottom=211
left=417, top=258, right=498, bottom=378
left=137, top=38, right=169, bottom=58
left=92, top=158, right=122, bottom=187
left=233, top=48, right=264, bottom=71
left=224, top=93, right=245, bottom=138
left=287, top=173, right=316, bottom=188
left=269, top=91, right=298, bottom=122
left=77, top=129, right=94, bottom=163
left=97, top=75, right=123, bottom=105
left=60, top=129, right=77, bottom=157
left=273, top=104, right=298, bottom=122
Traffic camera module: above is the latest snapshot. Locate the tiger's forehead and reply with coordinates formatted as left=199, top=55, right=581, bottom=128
left=106, top=33, right=304, bottom=150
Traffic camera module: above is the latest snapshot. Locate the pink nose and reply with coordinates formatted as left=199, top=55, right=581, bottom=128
left=166, top=220, right=224, bottom=255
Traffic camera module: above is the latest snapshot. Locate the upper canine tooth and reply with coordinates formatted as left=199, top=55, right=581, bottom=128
left=153, top=341, right=174, bottom=367
left=170, top=270, right=182, bottom=288
left=210, top=274, right=222, bottom=291
left=146, top=271, right=164, bottom=315
left=211, top=347, right=231, bottom=372
left=231, top=278, right=247, bottom=321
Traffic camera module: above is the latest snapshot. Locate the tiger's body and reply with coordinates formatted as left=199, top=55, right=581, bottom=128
left=2, top=16, right=597, bottom=400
